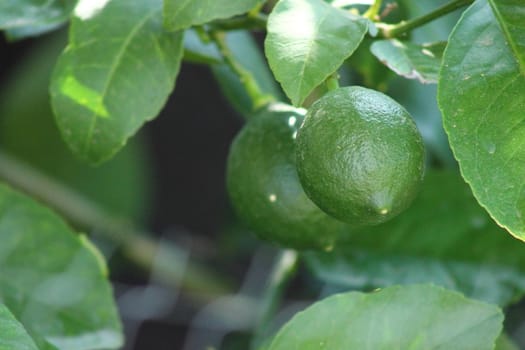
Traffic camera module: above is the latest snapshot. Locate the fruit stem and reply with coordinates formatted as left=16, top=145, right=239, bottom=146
left=0, top=150, right=233, bottom=301
left=364, top=0, right=383, bottom=20
left=380, top=0, right=473, bottom=38
left=251, top=249, right=299, bottom=349
left=211, top=30, right=275, bottom=112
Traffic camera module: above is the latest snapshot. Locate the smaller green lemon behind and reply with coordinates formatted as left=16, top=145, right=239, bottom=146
left=226, top=103, right=346, bottom=250
left=296, top=86, right=425, bottom=226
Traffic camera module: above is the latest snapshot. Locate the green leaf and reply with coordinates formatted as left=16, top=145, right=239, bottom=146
left=0, top=33, right=151, bottom=221
left=163, top=0, right=263, bottom=32
left=50, top=0, right=183, bottom=164
left=438, top=0, right=525, bottom=239
left=371, top=40, right=446, bottom=83
left=269, top=284, right=503, bottom=350
left=0, top=184, right=122, bottom=349
left=265, top=0, right=368, bottom=106
left=0, top=304, right=39, bottom=350
left=4, top=23, right=63, bottom=41
left=0, top=0, right=76, bottom=37
left=183, top=28, right=222, bottom=65
left=305, top=171, right=525, bottom=306
left=212, top=31, right=283, bottom=117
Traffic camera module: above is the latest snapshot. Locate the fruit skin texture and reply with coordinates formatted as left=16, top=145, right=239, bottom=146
left=226, top=103, right=346, bottom=250
left=296, top=86, right=425, bottom=226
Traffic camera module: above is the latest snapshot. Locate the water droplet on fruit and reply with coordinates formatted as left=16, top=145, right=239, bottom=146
left=379, top=208, right=389, bottom=215
left=292, top=131, right=298, bottom=139
left=288, top=116, right=297, bottom=127
left=268, top=194, right=277, bottom=202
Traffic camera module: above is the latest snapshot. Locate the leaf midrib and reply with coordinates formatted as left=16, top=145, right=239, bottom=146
left=82, top=8, right=159, bottom=155
left=295, top=5, right=329, bottom=105
left=488, top=0, right=525, bottom=76
left=169, top=0, right=193, bottom=27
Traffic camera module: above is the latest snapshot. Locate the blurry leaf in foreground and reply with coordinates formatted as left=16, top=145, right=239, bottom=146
left=0, top=183, right=122, bottom=349
left=0, top=0, right=76, bottom=39
left=269, top=284, right=503, bottom=350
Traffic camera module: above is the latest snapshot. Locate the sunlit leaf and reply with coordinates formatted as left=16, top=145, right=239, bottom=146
left=265, top=0, right=368, bottom=106
left=0, top=33, right=151, bottom=221
left=438, top=0, right=525, bottom=239
left=50, top=0, right=183, bottom=164
left=163, top=0, right=264, bottom=31
left=269, top=284, right=503, bottom=350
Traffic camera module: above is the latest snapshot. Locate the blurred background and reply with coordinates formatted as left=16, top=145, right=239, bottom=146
left=2, top=1, right=525, bottom=348
left=0, top=27, right=305, bottom=349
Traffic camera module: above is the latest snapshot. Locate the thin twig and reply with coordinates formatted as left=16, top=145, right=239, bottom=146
left=380, top=0, right=474, bottom=38
left=210, top=30, right=275, bottom=112
left=0, top=150, right=232, bottom=301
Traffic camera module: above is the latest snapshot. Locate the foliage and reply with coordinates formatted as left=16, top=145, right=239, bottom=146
left=1, top=0, right=524, bottom=348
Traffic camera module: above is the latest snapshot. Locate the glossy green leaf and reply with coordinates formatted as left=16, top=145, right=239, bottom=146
left=0, top=304, right=39, bottom=350
left=0, top=0, right=76, bottom=37
left=305, top=171, right=525, bottom=306
left=163, top=0, right=263, bottom=31
left=371, top=40, right=445, bottom=83
left=0, top=184, right=122, bottom=349
left=0, top=33, right=151, bottom=221
left=265, top=0, right=368, bottom=106
left=50, top=0, right=183, bottom=164
left=212, top=31, right=283, bottom=117
left=269, top=284, right=503, bottom=350
left=183, top=28, right=222, bottom=65
left=438, top=0, right=525, bottom=239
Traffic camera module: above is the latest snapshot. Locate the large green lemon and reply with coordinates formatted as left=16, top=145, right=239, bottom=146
left=296, top=86, right=425, bottom=226
left=226, top=103, right=346, bottom=250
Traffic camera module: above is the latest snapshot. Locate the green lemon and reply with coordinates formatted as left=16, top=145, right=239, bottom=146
left=226, top=103, right=346, bottom=250
left=296, top=86, right=425, bottom=226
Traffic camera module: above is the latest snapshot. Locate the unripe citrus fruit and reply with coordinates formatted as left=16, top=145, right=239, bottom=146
left=296, top=86, right=425, bottom=226
left=226, top=103, right=346, bottom=250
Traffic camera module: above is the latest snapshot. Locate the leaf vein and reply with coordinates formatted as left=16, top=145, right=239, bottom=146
left=82, top=8, right=159, bottom=154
